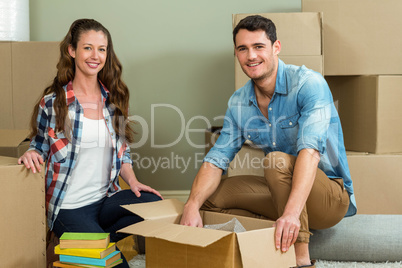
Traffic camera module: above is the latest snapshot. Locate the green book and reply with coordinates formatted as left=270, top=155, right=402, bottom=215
left=60, top=233, right=110, bottom=249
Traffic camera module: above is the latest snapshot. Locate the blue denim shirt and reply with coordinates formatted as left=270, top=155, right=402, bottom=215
left=205, top=59, right=357, bottom=217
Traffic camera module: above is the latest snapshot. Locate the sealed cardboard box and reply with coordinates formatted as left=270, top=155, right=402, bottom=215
left=0, top=156, right=46, bottom=267
left=302, top=0, right=402, bottom=75
left=328, top=75, right=402, bottom=153
left=233, top=12, right=323, bottom=89
left=0, top=42, right=58, bottom=158
left=347, top=153, right=402, bottom=214
left=0, top=129, right=30, bottom=158
left=0, top=41, right=58, bottom=129
left=119, top=199, right=296, bottom=268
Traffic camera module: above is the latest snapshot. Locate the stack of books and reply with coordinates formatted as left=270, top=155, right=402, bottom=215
left=53, top=232, right=123, bottom=268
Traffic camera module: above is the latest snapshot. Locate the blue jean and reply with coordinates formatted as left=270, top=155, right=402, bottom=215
left=52, top=190, right=162, bottom=268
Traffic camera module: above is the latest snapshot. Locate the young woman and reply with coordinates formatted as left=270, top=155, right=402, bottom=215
left=18, top=19, right=162, bottom=267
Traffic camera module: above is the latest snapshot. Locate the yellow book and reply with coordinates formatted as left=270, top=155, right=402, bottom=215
left=55, top=243, right=116, bottom=259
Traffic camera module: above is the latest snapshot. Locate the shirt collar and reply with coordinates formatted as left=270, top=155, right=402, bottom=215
left=275, top=58, right=287, bottom=95
left=65, top=80, right=110, bottom=106
left=247, top=58, right=287, bottom=105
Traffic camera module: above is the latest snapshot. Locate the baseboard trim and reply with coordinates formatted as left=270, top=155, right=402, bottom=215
left=158, top=190, right=190, bottom=203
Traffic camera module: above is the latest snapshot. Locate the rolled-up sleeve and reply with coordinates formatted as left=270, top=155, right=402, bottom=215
left=29, top=97, right=50, bottom=160
left=296, top=74, right=334, bottom=154
left=204, top=105, right=245, bottom=174
left=122, top=143, right=133, bottom=165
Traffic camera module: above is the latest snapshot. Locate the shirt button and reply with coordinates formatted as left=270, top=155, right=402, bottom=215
left=112, top=165, right=115, bottom=169
left=247, top=135, right=251, bottom=139
left=289, top=122, right=293, bottom=126
left=111, top=133, right=114, bottom=136
left=106, top=119, right=109, bottom=122
left=269, top=124, right=272, bottom=127
left=269, top=107, right=272, bottom=111
left=273, top=142, right=276, bottom=146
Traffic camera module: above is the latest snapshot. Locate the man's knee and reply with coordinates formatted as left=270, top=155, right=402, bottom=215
left=263, top=151, right=296, bottom=178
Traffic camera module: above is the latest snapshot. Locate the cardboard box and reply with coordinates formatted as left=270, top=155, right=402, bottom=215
left=0, top=156, right=46, bottom=267
left=205, top=128, right=265, bottom=178
left=0, top=42, right=58, bottom=157
left=328, top=75, right=402, bottom=154
left=119, top=199, right=296, bottom=268
left=0, top=129, right=30, bottom=158
left=347, top=153, right=402, bottom=214
left=302, top=0, right=402, bottom=75
left=233, top=13, right=323, bottom=89
left=0, top=41, right=59, bottom=130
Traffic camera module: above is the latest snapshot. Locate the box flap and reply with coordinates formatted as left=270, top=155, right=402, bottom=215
left=122, top=199, right=184, bottom=221
left=236, top=228, right=296, bottom=267
left=119, top=220, right=233, bottom=248
left=0, top=129, right=29, bottom=147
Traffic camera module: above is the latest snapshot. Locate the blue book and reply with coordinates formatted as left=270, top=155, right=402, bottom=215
left=59, top=250, right=121, bottom=266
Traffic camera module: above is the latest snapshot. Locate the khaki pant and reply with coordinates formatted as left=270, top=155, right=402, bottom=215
left=201, top=151, right=350, bottom=243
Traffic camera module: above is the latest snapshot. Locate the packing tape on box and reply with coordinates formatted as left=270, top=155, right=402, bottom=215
left=0, top=0, right=29, bottom=41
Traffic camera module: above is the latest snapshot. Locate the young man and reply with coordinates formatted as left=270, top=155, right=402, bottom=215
left=180, top=15, right=356, bottom=267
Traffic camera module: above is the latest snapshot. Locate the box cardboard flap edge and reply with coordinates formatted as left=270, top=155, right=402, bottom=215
left=120, top=199, right=235, bottom=247
left=121, top=198, right=184, bottom=221
left=119, top=219, right=233, bottom=248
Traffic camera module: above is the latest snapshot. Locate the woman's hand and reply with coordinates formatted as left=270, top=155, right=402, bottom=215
left=130, top=181, right=163, bottom=200
left=18, top=150, right=44, bottom=174
left=273, top=212, right=300, bottom=252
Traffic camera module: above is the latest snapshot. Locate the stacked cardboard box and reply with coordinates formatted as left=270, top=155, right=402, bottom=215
left=302, top=0, right=402, bottom=214
left=0, top=42, right=58, bottom=268
left=0, top=41, right=58, bottom=158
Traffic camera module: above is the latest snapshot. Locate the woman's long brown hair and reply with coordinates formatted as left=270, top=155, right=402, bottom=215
left=29, top=19, right=134, bottom=143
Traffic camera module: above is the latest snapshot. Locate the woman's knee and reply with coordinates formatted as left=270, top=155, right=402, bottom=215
left=139, top=192, right=162, bottom=203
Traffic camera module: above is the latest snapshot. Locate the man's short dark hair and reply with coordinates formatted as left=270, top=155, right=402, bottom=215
left=233, top=15, right=277, bottom=45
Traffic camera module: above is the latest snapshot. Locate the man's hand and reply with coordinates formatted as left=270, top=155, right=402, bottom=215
left=180, top=202, right=203, bottom=227
left=273, top=212, right=300, bottom=252
left=18, top=150, right=44, bottom=174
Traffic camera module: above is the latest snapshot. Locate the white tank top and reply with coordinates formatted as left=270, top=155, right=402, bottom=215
left=61, top=116, right=113, bottom=209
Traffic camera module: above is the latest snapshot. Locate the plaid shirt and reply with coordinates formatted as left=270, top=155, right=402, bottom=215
left=29, top=81, right=132, bottom=230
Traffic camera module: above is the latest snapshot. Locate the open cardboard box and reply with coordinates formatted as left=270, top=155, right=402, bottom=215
left=119, top=199, right=296, bottom=267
